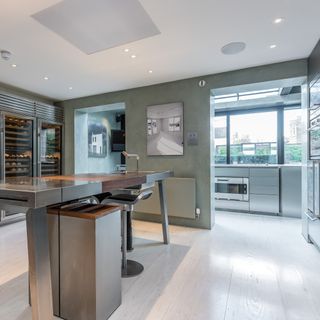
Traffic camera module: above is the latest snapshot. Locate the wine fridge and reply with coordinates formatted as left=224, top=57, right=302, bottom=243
left=38, top=120, right=62, bottom=177
left=0, top=113, right=36, bottom=223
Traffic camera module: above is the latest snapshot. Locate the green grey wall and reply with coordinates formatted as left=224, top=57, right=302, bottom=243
left=58, top=59, right=307, bottom=230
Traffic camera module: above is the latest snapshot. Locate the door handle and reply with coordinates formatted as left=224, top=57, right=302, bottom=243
left=305, top=211, right=318, bottom=221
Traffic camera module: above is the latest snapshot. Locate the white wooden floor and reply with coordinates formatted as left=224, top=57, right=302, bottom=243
left=1, top=212, right=320, bottom=320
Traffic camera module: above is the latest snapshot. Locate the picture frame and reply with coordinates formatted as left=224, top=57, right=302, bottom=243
left=147, top=102, right=184, bottom=156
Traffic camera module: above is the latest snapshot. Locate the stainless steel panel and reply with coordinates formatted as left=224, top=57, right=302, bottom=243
left=250, top=176, right=279, bottom=187
left=250, top=184, right=279, bottom=195
left=280, top=166, right=302, bottom=218
left=0, top=92, right=35, bottom=117
left=215, top=199, right=249, bottom=211
left=26, top=207, right=54, bottom=320
left=96, top=213, right=121, bottom=320
left=315, top=163, right=320, bottom=217
left=60, top=217, right=96, bottom=319
left=0, top=188, right=62, bottom=209
left=0, top=113, right=4, bottom=181
left=250, top=194, right=279, bottom=214
left=61, top=182, right=102, bottom=202
left=47, top=213, right=59, bottom=316
left=249, top=168, right=279, bottom=177
left=59, top=211, right=121, bottom=320
left=35, top=102, right=64, bottom=124
left=308, top=162, right=315, bottom=214
left=308, top=214, right=320, bottom=248
left=145, top=170, right=173, bottom=183
left=215, top=167, right=249, bottom=177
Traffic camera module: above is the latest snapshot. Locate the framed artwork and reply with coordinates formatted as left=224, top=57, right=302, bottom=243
left=147, top=102, right=184, bottom=156
left=88, top=120, right=107, bottom=158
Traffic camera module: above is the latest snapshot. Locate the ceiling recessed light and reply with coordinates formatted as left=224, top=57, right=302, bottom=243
left=148, top=70, right=153, bottom=74
left=124, top=48, right=129, bottom=53
left=270, top=44, right=277, bottom=49
left=11, top=64, right=17, bottom=68
left=44, top=76, right=49, bottom=80
left=221, top=42, right=246, bottom=55
left=131, top=54, right=136, bottom=59
left=274, top=18, right=284, bottom=24
left=69, top=86, right=73, bottom=90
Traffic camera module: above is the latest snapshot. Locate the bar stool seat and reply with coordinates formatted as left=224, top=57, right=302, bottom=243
left=102, top=190, right=153, bottom=278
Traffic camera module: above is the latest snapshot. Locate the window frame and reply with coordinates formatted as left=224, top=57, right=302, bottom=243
left=214, top=105, right=301, bottom=165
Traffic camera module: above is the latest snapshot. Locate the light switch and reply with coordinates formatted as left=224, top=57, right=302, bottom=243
left=187, top=132, right=198, bottom=145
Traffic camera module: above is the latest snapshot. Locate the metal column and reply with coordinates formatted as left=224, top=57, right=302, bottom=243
left=26, top=207, right=54, bottom=320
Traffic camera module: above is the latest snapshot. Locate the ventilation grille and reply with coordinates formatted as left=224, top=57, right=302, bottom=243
left=0, top=93, right=35, bottom=117
left=35, top=102, right=64, bottom=123
left=0, top=92, right=64, bottom=123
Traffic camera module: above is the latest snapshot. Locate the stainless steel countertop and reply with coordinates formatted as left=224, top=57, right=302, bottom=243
left=214, top=164, right=301, bottom=168
left=0, top=171, right=173, bottom=210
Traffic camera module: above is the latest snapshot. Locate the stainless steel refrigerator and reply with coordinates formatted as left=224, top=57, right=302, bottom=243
left=306, top=76, right=320, bottom=247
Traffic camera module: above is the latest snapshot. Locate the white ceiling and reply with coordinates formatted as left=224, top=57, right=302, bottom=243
left=0, top=0, right=319, bottom=102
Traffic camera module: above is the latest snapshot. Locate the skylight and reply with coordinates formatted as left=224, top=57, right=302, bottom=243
left=214, top=88, right=280, bottom=104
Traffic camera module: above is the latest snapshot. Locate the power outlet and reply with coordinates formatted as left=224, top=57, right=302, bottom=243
left=187, top=132, right=198, bottom=145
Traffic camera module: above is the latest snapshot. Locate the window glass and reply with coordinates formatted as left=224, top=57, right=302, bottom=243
left=214, top=115, right=227, bottom=163
left=230, top=111, right=277, bottom=164
left=284, top=108, right=302, bottom=163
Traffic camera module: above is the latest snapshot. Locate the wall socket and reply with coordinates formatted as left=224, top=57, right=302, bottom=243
left=187, top=132, right=198, bottom=145
left=195, top=208, right=200, bottom=219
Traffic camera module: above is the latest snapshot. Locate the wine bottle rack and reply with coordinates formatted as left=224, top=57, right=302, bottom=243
left=40, top=123, right=62, bottom=176
left=5, top=116, right=33, bottom=177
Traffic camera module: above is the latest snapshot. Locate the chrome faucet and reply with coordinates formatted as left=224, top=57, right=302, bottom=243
left=122, top=151, right=140, bottom=172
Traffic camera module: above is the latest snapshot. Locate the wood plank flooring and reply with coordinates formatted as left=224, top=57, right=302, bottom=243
left=1, top=212, right=320, bottom=320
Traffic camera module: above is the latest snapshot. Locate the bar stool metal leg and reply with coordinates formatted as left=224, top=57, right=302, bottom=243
left=121, top=210, right=127, bottom=270
left=127, top=211, right=134, bottom=251
left=121, top=209, right=144, bottom=278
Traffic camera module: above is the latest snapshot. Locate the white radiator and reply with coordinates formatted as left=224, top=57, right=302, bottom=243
left=134, top=177, right=196, bottom=219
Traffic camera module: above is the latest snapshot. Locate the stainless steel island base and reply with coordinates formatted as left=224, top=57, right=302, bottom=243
left=48, top=204, right=122, bottom=320
left=26, top=208, right=54, bottom=320
left=0, top=171, right=172, bottom=320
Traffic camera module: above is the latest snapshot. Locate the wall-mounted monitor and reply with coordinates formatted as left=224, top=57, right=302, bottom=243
left=111, top=130, right=125, bottom=152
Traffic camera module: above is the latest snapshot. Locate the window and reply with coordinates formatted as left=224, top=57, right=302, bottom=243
left=168, top=117, right=181, bottom=132
left=284, top=108, right=302, bottom=163
left=214, top=88, right=279, bottom=104
left=213, top=107, right=302, bottom=165
left=229, top=111, right=278, bottom=164
left=214, top=115, right=227, bottom=163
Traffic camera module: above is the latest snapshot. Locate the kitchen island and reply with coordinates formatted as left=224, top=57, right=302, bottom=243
left=0, top=171, right=173, bottom=320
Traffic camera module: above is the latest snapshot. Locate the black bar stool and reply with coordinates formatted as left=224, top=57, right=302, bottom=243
left=102, top=190, right=153, bottom=277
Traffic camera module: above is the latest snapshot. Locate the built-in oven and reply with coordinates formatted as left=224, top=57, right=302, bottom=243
left=215, top=177, right=249, bottom=201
